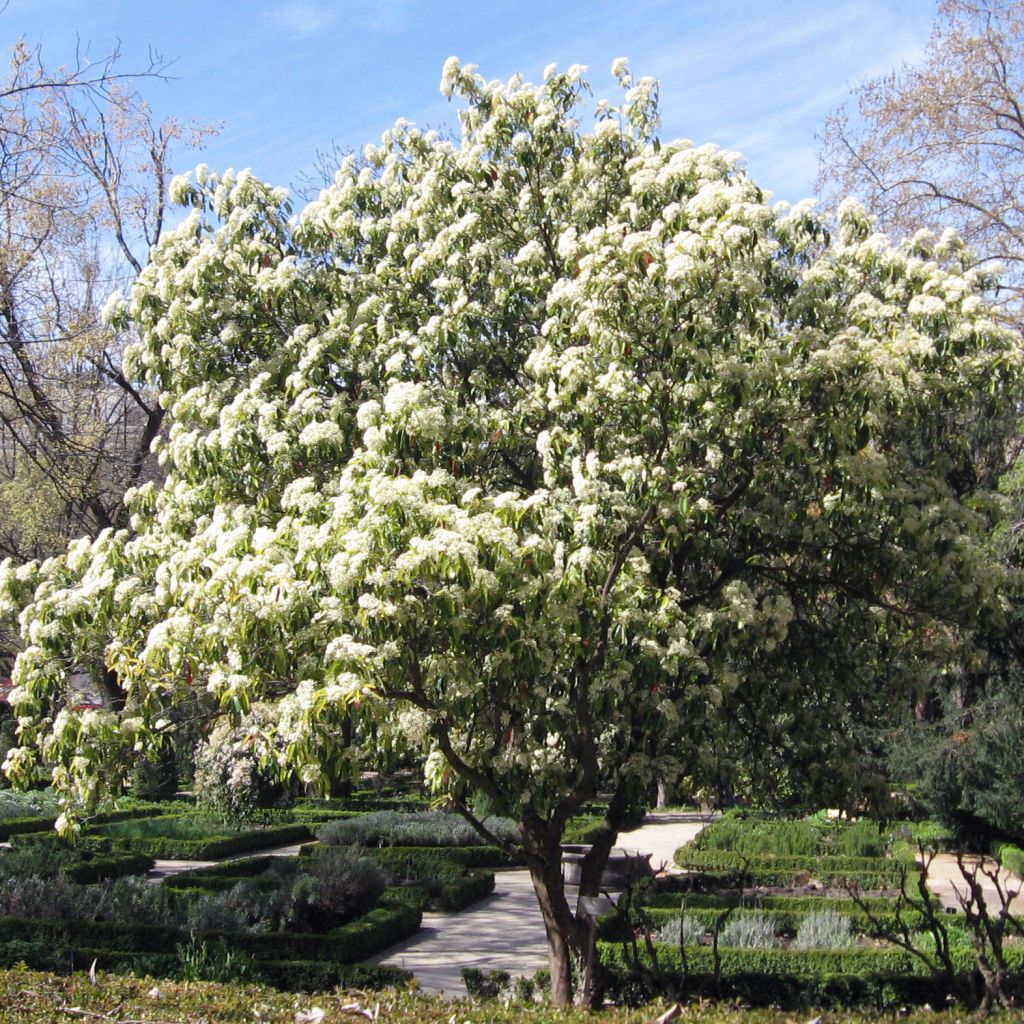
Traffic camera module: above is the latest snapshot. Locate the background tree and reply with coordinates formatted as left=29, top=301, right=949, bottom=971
left=0, top=37, right=214, bottom=565
left=820, top=0, right=1024, bottom=842
left=819, top=0, right=1024, bottom=311
left=1, top=61, right=1021, bottom=1005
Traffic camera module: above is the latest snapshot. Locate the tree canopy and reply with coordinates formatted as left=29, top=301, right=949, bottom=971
left=1, top=59, right=1021, bottom=1003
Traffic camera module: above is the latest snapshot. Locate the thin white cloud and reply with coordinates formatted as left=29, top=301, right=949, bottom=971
left=269, top=1, right=337, bottom=38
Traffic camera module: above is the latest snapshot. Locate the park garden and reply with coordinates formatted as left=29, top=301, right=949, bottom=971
left=1, top=2, right=1024, bottom=1019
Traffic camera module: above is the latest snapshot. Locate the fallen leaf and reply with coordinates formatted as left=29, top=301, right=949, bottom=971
left=295, top=1009, right=326, bottom=1024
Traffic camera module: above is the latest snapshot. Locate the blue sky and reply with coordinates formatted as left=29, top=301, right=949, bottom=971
left=7, top=0, right=937, bottom=206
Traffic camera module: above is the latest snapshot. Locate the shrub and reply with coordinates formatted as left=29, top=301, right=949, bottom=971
left=718, top=913, right=779, bottom=949
left=176, top=933, right=259, bottom=984
left=655, top=914, right=705, bottom=946
left=793, top=909, right=854, bottom=949
left=833, top=822, right=884, bottom=858
left=99, top=822, right=312, bottom=860
left=317, top=810, right=519, bottom=848
left=692, top=817, right=821, bottom=857
left=0, top=789, right=59, bottom=821
left=192, top=707, right=294, bottom=824
left=995, top=842, right=1024, bottom=877
left=286, top=846, right=386, bottom=930
left=462, top=967, right=511, bottom=999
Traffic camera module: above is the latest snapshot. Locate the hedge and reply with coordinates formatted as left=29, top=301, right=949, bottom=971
left=674, top=848, right=910, bottom=888
left=360, top=846, right=501, bottom=911
left=0, top=804, right=168, bottom=841
left=597, top=941, right=1024, bottom=1009
left=302, top=840, right=523, bottom=867
left=250, top=959, right=412, bottom=992
left=0, top=941, right=413, bottom=994
left=66, top=852, right=155, bottom=884
left=0, top=887, right=421, bottom=966
left=101, top=822, right=313, bottom=859
left=161, top=855, right=280, bottom=892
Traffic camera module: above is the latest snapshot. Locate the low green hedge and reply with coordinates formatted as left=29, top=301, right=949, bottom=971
left=0, top=887, right=421, bottom=965
left=161, top=856, right=279, bottom=892
left=66, top=852, right=155, bottom=884
left=362, top=846, right=501, bottom=911
left=0, top=804, right=169, bottom=841
left=0, top=941, right=412, bottom=994
left=297, top=795, right=428, bottom=813
left=102, top=822, right=312, bottom=860
left=597, top=941, right=1024, bottom=1009
left=250, top=959, right=412, bottom=992
left=674, top=848, right=909, bottom=888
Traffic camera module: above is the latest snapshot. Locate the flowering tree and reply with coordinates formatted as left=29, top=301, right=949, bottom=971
left=1, top=60, right=1021, bottom=1005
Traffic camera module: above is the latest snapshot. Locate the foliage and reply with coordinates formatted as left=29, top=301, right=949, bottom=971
left=674, top=846, right=909, bottom=889
left=601, top=937, right=1024, bottom=1008
left=820, top=0, right=1024, bottom=853
left=994, top=842, right=1024, bottom=877
left=10, top=967, right=1013, bottom=1024
left=193, top=709, right=295, bottom=825
left=889, top=685, right=1024, bottom=846
left=175, top=934, right=259, bottom=984
left=286, top=846, right=387, bottom=929
left=656, top=913, right=707, bottom=946
left=718, top=913, right=779, bottom=949
left=691, top=816, right=821, bottom=857
left=316, top=809, right=519, bottom=848
left=462, top=967, right=512, bottom=999
left=793, top=909, right=855, bottom=949
left=94, top=820, right=312, bottom=860
left=0, top=788, right=59, bottom=820
left=3, top=58, right=1022, bottom=1004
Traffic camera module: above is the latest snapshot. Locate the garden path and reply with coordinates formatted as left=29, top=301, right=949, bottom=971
left=364, top=810, right=711, bottom=996
left=923, top=852, right=1024, bottom=914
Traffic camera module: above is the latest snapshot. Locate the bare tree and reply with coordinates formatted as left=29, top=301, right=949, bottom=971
left=819, top=0, right=1024, bottom=310
left=0, top=37, right=215, bottom=561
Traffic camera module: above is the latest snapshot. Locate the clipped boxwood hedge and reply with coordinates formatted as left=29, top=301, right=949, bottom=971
left=0, top=942, right=412, bottom=994
left=0, top=886, right=421, bottom=967
left=161, top=855, right=279, bottom=892
left=674, top=847, right=909, bottom=888
left=0, top=804, right=168, bottom=841
left=101, top=822, right=312, bottom=859
left=66, top=852, right=155, bottom=884
left=598, top=941, right=1024, bottom=1009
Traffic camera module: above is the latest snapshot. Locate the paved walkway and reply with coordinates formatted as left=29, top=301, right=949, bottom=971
left=367, top=810, right=712, bottom=996
left=146, top=842, right=306, bottom=883
left=924, top=853, right=1024, bottom=914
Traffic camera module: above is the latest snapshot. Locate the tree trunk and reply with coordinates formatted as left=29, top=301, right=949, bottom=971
left=521, top=817, right=589, bottom=1006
